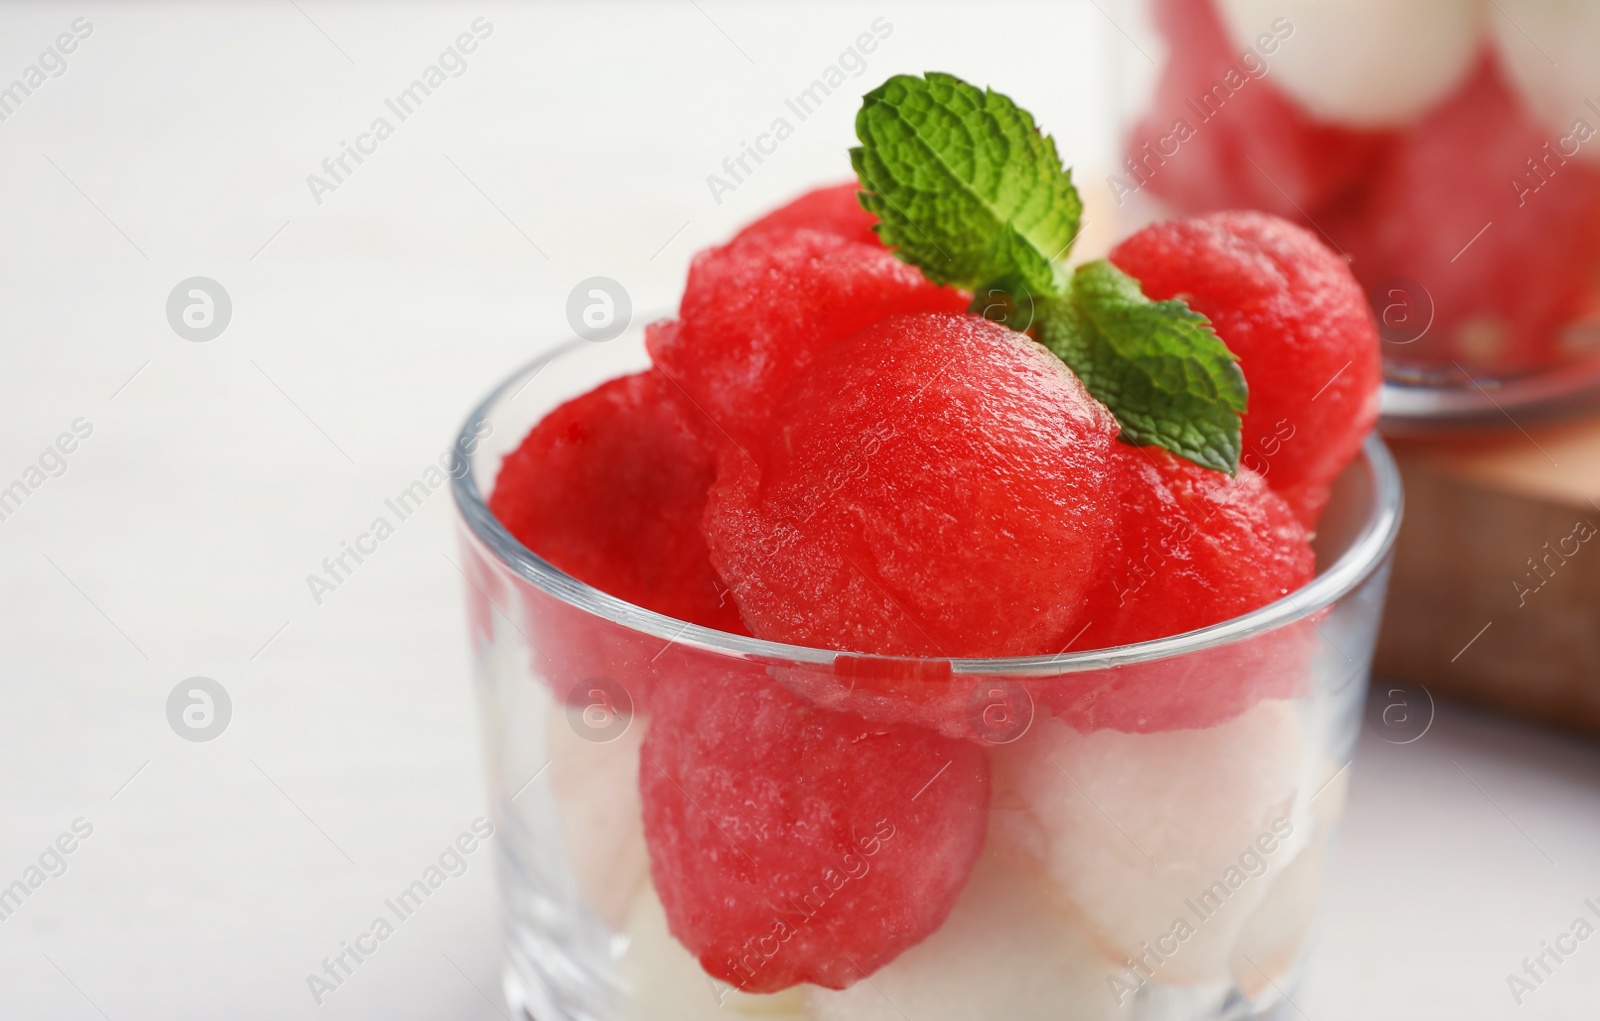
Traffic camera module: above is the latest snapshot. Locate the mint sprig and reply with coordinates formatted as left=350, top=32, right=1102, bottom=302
left=852, top=72, right=1248, bottom=475
left=1038, top=262, right=1246, bottom=474
left=851, top=72, right=1082, bottom=298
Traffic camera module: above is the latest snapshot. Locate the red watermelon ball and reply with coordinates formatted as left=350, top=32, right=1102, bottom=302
left=1077, top=444, right=1315, bottom=651
left=1321, top=56, right=1600, bottom=373
left=647, top=229, right=969, bottom=451
left=1037, top=626, right=1316, bottom=735
left=704, top=311, right=1119, bottom=662
left=491, top=369, right=742, bottom=632
left=489, top=370, right=747, bottom=711
left=733, top=182, right=881, bottom=247
left=638, top=664, right=990, bottom=992
left=769, top=653, right=1042, bottom=746
left=1124, top=0, right=1392, bottom=220
left=1036, top=443, right=1316, bottom=733
left=1110, top=210, right=1382, bottom=526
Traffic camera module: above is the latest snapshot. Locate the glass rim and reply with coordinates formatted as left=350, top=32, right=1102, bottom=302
left=452, top=343, right=1405, bottom=677
left=1380, top=351, right=1600, bottom=434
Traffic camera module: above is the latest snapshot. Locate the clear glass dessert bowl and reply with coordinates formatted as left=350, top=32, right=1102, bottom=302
left=451, top=324, right=1403, bottom=1021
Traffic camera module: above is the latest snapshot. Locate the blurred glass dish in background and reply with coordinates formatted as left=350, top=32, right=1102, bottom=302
left=1107, top=0, right=1600, bottom=429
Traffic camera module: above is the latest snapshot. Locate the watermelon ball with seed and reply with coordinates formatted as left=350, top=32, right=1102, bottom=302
left=705, top=312, right=1118, bottom=662
left=639, top=665, right=990, bottom=992
left=734, top=182, right=880, bottom=247
left=1110, top=210, right=1382, bottom=526
left=647, top=229, right=969, bottom=450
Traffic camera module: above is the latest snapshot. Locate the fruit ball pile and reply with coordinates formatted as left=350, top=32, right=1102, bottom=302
left=488, top=183, right=1379, bottom=993
left=1127, top=0, right=1600, bottom=372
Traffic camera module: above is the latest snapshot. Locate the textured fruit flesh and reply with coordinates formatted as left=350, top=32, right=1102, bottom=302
left=705, top=312, right=1118, bottom=660
left=1039, top=625, right=1315, bottom=735
left=1230, top=838, right=1326, bottom=1002
left=491, top=370, right=745, bottom=714
left=1077, top=444, right=1314, bottom=651
left=992, top=700, right=1308, bottom=984
left=1322, top=57, right=1600, bottom=373
left=1111, top=210, right=1381, bottom=525
left=491, top=369, right=743, bottom=633
left=647, top=229, right=969, bottom=450
left=1038, top=443, right=1315, bottom=733
left=805, top=844, right=1121, bottom=1021
left=638, top=666, right=989, bottom=993
left=1127, top=0, right=1391, bottom=219
left=734, top=182, right=880, bottom=247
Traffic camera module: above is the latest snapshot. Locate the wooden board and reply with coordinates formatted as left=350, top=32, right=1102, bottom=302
left=1376, top=416, right=1600, bottom=733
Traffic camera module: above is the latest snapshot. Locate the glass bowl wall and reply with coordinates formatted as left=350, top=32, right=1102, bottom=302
left=452, top=324, right=1402, bottom=1021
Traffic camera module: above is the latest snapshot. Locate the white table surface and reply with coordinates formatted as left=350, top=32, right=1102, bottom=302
left=2, top=3, right=1598, bottom=1018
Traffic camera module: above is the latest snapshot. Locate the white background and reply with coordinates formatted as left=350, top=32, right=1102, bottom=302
left=1, top=2, right=1597, bottom=1019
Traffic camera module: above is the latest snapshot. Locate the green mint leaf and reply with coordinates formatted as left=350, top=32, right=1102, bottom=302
left=851, top=72, right=1082, bottom=297
left=970, top=269, right=1042, bottom=333
left=1037, top=260, right=1247, bottom=475
left=849, top=71, right=1245, bottom=475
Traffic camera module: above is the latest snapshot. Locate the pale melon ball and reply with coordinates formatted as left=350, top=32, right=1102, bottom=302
left=1231, top=839, right=1327, bottom=1004
left=619, top=884, right=809, bottom=1019
left=1216, top=0, right=1484, bottom=126
left=806, top=846, right=1132, bottom=1021
left=546, top=709, right=650, bottom=932
left=991, top=700, right=1308, bottom=985
left=1306, top=756, right=1352, bottom=836
left=1491, top=0, right=1600, bottom=158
